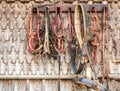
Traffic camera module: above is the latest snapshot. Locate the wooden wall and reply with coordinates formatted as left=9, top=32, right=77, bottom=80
left=0, top=0, right=119, bottom=91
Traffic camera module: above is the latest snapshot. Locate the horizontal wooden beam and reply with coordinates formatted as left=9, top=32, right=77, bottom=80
left=0, top=74, right=120, bottom=80
left=32, top=3, right=108, bottom=13
left=32, top=4, right=75, bottom=13
left=0, top=75, right=85, bottom=80
left=0, top=0, right=116, bottom=3
left=85, top=4, right=108, bottom=12
left=108, top=74, right=120, bottom=80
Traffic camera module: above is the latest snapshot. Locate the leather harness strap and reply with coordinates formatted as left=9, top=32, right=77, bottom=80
left=70, top=38, right=85, bottom=74
left=74, top=4, right=83, bottom=48
left=68, top=7, right=75, bottom=51
left=71, top=4, right=88, bottom=74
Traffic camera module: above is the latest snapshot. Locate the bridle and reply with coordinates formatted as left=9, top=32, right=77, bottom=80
left=28, top=7, right=43, bottom=54
left=52, top=7, right=64, bottom=53
left=90, top=8, right=101, bottom=65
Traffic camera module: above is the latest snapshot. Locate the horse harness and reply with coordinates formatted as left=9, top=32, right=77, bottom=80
left=28, top=4, right=108, bottom=91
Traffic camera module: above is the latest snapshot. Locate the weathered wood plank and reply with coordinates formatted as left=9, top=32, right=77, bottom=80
left=29, top=80, right=42, bottom=91
left=42, top=80, right=58, bottom=91
left=61, top=80, right=72, bottom=91
left=13, top=80, right=27, bottom=91
left=2, top=80, right=12, bottom=91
